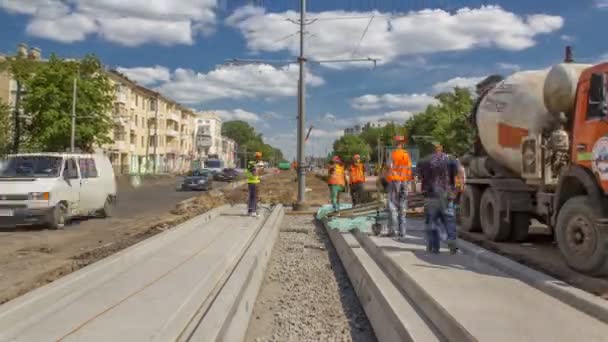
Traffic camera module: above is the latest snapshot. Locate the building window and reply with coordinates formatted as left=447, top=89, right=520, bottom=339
left=141, top=117, right=144, bottom=127
left=135, top=115, right=138, bottom=127
left=135, top=95, right=139, bottom=106
left=141, top=136, right=144, bottom=147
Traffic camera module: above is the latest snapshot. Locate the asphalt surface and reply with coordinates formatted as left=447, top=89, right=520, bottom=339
left=69, top=177, right=222, bottom=229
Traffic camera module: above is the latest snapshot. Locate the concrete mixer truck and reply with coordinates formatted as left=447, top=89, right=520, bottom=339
left=460, top=52, right=608, bottom=276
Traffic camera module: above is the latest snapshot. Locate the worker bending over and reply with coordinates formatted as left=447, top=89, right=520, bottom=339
left=327, top=156, right=346, bottom=211
left=246, top=152, right=263, bottom=217
left=386, top=136, right=412, bottom=239
left=349, top=154, right=366, bottom=207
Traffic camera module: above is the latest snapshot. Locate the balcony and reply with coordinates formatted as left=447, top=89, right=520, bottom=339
left=196, top=134, right=212, bottom=148
left=130, top=144, right=136, bottom=152
left=167, top=111, right=181, bottom=123
left=116, top=93, right=128, bottom=104
left=113, top=141, right=127, bottom=151
left=166, top=129, right=179, bottom=137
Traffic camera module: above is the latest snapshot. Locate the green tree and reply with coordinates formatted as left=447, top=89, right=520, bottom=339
left=221, top=120, right=284, bottom=165
left=0, top=55, right=41, bottom=153
left=405, top=87, right=474, bottom=157
left=22, top=54, right=114, bottom=152
left=0, top=102, right=10, bottom=156
left=221, top=120, right=258, bottom=147
left=332, top=134, right=371, bottom=163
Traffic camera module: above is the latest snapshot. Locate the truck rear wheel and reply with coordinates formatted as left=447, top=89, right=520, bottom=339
left=459, top=185, right=482, bottom=232
left=511, top=213, right=530, bottom=242
left=480, top=188, right=510, bottom=242
left=556, top=196, right=608, bottom=276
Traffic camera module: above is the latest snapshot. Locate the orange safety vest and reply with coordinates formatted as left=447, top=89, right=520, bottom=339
left=386, top=149, right=412, bottom=182
left=328, top=164, right=346, bottom=186
left=350, top=162, right=365, bottom=184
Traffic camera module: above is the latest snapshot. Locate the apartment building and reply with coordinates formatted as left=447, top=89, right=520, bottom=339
left=106, top=71, right=196, bottom=174
left=0, top=43, right=43, bottom=108
left=194, top=112, right=236, bottom=168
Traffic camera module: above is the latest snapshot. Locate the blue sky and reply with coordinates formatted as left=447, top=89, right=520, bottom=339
left=1, top=0, right=607, bottom=159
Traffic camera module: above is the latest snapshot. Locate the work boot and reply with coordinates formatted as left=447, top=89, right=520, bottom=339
left=447, top=240, right=458, bottom=255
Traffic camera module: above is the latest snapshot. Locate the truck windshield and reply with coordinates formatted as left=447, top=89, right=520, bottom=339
left=0, top=156, right=63, bottom=178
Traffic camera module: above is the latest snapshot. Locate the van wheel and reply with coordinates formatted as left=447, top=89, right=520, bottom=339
left=48, top=204, right=66, bottom=230
left=101, top=196, right=115, bottom=218
left=556, top=196, right=608, bottom=276
left=480, top=188, right=511, bottom=242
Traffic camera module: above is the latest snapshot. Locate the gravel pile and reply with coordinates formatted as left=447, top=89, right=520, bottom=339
left=246, top=215, right=376, bottom=342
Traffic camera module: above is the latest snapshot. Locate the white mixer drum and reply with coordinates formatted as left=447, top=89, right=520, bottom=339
left=476, top=70, right=553, bottom=174
left=544, top=63, right=591, bottom=114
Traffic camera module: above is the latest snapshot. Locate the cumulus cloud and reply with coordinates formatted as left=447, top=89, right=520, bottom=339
left=227, top=6, right=563, bottom=68
left=215, top=109, right=261, bottom=122
left=0, top=0, right=217, bottom=45
left=596, top=0, right=608, bottom=9
left=157, top=64, right=324, bottom=104
left=496, top=63, right=521, bottom=72
left=350, top=93, right=438, bottom=111
left=432, top=76, right=487, bottom=93
left=115, top=65, right=171, bottom=86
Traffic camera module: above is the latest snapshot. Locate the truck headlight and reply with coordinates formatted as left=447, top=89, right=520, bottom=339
left=198, top=179, right=207, bottom=184
left=29, top=192, right=49, bottom=201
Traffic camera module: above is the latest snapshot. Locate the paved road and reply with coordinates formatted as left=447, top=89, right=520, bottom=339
left=69, top=177, right=224, bottom=229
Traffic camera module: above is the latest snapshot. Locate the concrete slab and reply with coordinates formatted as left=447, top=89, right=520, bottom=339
left=368, top=223, right=608, bottom=342
left=324, top=221, right=443, bottom=342
left=0, top=205, right=268, bottom=342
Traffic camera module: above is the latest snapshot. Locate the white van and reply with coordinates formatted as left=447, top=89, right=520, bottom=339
left=0, top=153, right=117, bottom=229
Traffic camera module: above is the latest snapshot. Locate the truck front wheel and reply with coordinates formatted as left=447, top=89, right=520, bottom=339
left=480, top=188, right=511, bottom=242
left=556, top=196, right=608, bottom=276
left=459, top=185, right=482, bottom=232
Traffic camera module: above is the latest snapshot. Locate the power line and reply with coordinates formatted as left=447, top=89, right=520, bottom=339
left=352, top=15, right=375, bottom=58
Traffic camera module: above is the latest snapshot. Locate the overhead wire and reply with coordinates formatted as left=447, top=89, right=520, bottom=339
left=351, top=15, right=375, bottom=58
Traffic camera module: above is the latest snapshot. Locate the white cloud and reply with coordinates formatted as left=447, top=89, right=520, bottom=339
left=0, top=0, right=218, bottom=45
left=157, top=64, right=324, bottom=104
left=596, top=0, right=608, bottom=9
left=26, top=13, right=97, bottom=43
left=560, top=34, right=575, bottom=42
left=352, top=110, right=416, bottom=124
left=227, top=6, right=563, bottom=68
left=215, top=109, right=261, bottom=122
left=351, top=93, right=438, bottom=111
left=497, top=63, right=521, bottom=72
left=432, top=76, right=486, bottom=93
left=115, top=65, right=171, bottom=86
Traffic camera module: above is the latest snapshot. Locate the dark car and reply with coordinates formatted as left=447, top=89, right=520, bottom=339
left=180, top=169, right=213, bottom=191
left=213, top=168, right=237, bottom=182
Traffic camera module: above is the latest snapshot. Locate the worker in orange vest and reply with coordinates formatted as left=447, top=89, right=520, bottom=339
left=386, top=136, right=412, bottom=239
left=328, top=156, right=346, bottom=211
left=349, top=154, right=366, bottom=207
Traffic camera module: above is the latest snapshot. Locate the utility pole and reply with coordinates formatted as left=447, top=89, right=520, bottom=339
left=153, top=95, right=159, bottom=173
left=295, top=0, right=307, bottom=210
left=225, top=0, right=379, bottom=210
left=70, top=76, right=77, bottom=153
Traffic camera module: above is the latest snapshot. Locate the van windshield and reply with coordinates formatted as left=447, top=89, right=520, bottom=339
left=0, top=156, right=63, bottom=178
left=207, top=160, right=223, bottom=168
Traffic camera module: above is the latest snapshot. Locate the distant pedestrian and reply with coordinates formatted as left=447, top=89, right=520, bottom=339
left=386, top=136, right=412, bottom=240
left=327, top=156, right=346, bottom=211
left=246, top=152, right=263, bottom=217
left=349, top=154, right=366, bottom=207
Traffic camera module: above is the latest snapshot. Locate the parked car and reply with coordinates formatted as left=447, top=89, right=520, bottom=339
left=0, top=153, right=117, bottom=229
left=179, top=169, right=213, bottom=191
left=213, top=169, right=236, bottom=182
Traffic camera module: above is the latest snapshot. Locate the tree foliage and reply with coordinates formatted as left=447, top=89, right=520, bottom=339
left=22, top=54, right=114, bottom=152
left=331, top=87, right=476, bottom=161
left=332, top=134, right=371, bottom=163
left=0, top=102, right=10, bottom=156
left=222, top=120, right=285, bottom=164
left=0, top=55, right=41, bottom=153
left=405, top=87, right=474, bottom=156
